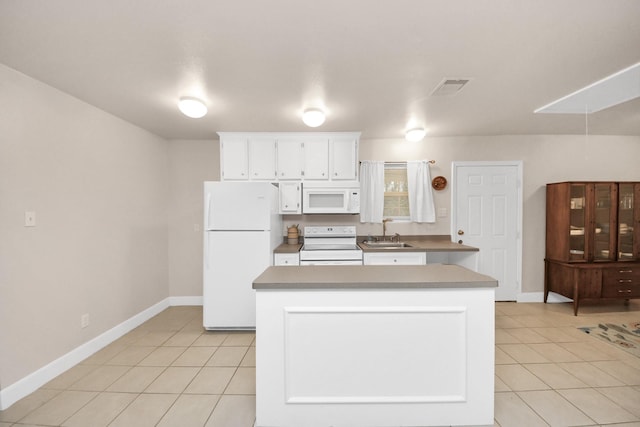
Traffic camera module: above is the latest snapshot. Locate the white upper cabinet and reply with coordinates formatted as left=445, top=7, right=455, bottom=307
left=249, top=137, right=277, bottom=180
left=276, top=139, right=304, bottom=180
left=220, top=136, right=248, bottom=180
left=330, top=136, right=358, bottom=180
left=219, top=132, right=359, bottom=182
left=303, top=138, right=329, bottom=180
left=278, top=181, right=302, bottom=214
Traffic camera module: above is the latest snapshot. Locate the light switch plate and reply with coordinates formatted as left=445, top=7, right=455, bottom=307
left=25, top=211, right=36, bottom=227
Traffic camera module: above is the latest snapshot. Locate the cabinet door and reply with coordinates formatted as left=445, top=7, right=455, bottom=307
left=592, top=183, right=616, bottom=261
left=276, top=139, right=303, bottom=180
left=330, top=136, right=358, bottom=180
left=249, top=138, right=277, bottom=180
left=617, top=183, right=639, bottom=261
left=303, top=139, right=329, bottom=180
left=220, top=137, right=248, bottom=180
left=568, top=183, right=588, bottom=261
left=274, top=253, right=300, bottom=266
left=279, top=182, right=301, bottom=214
left=363, top=252, right=426, bottom=265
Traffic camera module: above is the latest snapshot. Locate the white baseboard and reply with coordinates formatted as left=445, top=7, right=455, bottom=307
left=168, top=295, right=203, bottom=306
left=0, top=297, right=203, bottom=410
left=516, top=292, right=572, bottom=303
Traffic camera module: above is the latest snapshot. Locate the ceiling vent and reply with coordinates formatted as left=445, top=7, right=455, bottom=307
left=431, top=78, right=471, bottom=96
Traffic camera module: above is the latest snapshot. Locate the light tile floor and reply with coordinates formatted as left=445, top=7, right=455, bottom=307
left=1, top=301, right=640, bottom=426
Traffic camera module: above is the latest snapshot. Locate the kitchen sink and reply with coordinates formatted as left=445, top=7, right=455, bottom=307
left=362, top=241, right=412, bottom=248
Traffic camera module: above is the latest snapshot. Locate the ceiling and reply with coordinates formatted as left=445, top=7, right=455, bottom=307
left=1, top=0, right=639, bottom=140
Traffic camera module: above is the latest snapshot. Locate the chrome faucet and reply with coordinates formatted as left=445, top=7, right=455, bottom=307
left=393, top=233, right=401, bottom=243
left=382, top=218, right=393, bottom=240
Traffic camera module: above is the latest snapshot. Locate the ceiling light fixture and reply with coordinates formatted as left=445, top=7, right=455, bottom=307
left=178, top=96, right=208, bottom=118
left=405, top=128, right=427, bottom=142
left=302, top=108, right=326, bottom=127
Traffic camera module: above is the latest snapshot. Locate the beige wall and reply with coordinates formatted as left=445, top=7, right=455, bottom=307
left=168, top=139, right=219, bottom=297
left=0, top=64, right=170, bottom=389
left=166, top=135, right=640, bottom=298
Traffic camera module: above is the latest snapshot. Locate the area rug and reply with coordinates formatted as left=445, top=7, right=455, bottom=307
left=578, top=322, right=640, bottom=358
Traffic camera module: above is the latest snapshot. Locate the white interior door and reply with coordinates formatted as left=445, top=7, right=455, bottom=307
left=452, top=162, right=522, bottom=301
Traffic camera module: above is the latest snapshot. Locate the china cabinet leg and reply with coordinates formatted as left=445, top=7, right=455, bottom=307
left=543, top=261, right=549, bottom=303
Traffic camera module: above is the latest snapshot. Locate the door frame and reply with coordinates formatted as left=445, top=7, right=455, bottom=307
left=451, top=161, right=523, bottom=300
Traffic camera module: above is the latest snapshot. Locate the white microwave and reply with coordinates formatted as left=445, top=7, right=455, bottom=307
left=302, top=183, right=360, bottom=214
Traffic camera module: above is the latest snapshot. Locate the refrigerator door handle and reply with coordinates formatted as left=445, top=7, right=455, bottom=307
left=205, top=192, right=212, bottom=230
left=205, top=192, right=211, bottom=269
left=205, top=232, right=210, bottom=269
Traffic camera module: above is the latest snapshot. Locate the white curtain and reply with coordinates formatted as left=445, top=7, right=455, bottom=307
left=359, top=160, right=385, bottom=223
left=407, top=161, right=436, bottom=223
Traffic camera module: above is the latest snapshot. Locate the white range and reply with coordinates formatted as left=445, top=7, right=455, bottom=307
left=299, top=225, right=363, bottom=265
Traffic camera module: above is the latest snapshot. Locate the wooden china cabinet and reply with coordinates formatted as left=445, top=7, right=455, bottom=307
left=544, top=182, right=640, bottom=315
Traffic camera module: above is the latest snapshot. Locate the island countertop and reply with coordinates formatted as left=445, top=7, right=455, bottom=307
left=253, top=264, right=497, bottom=290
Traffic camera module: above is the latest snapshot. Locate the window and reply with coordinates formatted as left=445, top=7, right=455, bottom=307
left=383, top=163, right=410, bottom=219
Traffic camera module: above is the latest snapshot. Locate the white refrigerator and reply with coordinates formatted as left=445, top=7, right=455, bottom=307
left=203, top=181, right=282, bottom=330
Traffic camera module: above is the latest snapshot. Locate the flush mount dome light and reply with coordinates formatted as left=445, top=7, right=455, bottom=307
left=178, top=97, right=208, bottom=118
left=405, top=128, right=427, bottom=142
left=302, top=108, right=326, bottom=127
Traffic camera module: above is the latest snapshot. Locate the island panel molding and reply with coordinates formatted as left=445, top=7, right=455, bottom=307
left=283, top=306, right=466, bottom=404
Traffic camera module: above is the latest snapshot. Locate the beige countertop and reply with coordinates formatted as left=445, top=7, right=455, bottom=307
left=274, top=242, right=303, bottom=253
left=274, top=235, right=478, bottom=254
left=358, top=235, right=478, bottom=252
left=253, top=264, right=497, bottom=290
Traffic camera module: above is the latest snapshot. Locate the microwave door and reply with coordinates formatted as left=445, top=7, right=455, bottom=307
left=305, top=191, right=346, bottom=213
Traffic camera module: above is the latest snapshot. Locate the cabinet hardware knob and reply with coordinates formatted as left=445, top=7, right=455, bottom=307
left=457, top=230, right=464, bottom=235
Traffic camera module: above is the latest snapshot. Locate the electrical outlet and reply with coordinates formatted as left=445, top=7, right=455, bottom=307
left=25, top=211, right=36, bottom=227
left=81, top=313, right=90, bottom=328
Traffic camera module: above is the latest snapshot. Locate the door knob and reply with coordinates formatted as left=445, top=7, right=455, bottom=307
left=457, top=229, right=464, bottom=235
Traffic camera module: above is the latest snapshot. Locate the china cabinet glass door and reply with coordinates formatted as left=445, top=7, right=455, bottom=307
left=569, top=184, right=586, bottom=261
left=617, top=183, right=635, bottom=260
left=593, top=183, right=615, bottom=261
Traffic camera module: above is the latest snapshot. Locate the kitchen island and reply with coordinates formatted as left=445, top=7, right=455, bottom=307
left=253, top=265, right=497, bottom=427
